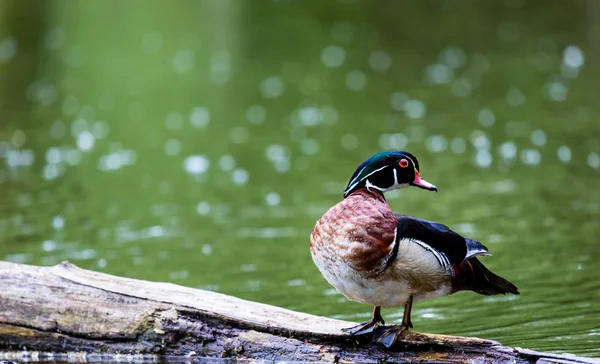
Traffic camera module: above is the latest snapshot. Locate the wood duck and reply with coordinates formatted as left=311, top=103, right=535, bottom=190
left=310, top=150, right=519, bottom=348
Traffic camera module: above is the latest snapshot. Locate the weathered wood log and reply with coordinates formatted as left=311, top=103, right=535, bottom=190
left=0, top=261, right=596, bottom=363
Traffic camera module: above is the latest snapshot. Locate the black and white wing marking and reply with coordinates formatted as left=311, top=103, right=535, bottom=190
left=394, top=214, right=490, bottom=267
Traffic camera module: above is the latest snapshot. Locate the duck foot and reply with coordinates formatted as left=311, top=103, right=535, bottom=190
left=341, top=306, right=385, bottom=336
left=373, top=324, right=409, bottom=348
left=341, top=319, right=382, bottom=336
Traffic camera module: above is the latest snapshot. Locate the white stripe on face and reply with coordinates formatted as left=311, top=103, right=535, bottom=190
left=345, top=165, right=388, bottom=195
left=404, top=155, right=416, bottom=171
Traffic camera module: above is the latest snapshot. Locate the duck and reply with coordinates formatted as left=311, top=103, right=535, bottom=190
left=310, top=150, right=519, bottom=348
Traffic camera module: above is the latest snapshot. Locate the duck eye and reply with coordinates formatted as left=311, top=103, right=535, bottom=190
left=399, top=159, right=409, bottom=168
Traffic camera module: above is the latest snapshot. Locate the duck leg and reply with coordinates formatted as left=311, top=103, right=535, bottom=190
left=342, top=306, right=385, bottom=336
left=375, top=296, right=414, bottom=348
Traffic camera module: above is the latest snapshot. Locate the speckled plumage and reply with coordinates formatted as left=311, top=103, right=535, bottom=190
left=311, top=189, right=396, bottom=275
left=310, top=189, right=452, bottom=308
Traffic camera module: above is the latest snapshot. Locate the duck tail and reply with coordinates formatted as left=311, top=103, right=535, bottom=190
left=453, top=258, right=519, bottom=295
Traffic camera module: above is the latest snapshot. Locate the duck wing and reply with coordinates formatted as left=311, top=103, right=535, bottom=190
left=394, top=214, right=519, bottom=295
left=394, top=214, right=489, bottom=266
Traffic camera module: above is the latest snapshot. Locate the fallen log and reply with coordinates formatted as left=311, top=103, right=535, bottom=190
left=0, top=261, right=596, bottom=363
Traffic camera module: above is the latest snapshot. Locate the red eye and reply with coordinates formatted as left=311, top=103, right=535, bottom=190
left=399, top=159, right=409, bottom=168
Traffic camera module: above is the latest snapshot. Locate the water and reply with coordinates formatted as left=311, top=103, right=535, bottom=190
left=1, top=0, right=599, bottom=358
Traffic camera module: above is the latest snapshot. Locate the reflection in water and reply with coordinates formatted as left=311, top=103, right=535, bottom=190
left=1, top=0, right=600, bottom=357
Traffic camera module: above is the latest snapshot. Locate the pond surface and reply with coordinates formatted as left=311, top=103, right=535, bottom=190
left=1, top=0, right=599, bottom=358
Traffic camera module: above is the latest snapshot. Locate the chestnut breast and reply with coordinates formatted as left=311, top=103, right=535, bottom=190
left=310, top=189, right=398, bottom=275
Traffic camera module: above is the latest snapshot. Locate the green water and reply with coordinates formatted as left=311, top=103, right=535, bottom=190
left=1, top=0, right=599, bottom=358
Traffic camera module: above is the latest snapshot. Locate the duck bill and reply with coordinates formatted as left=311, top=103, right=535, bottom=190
left=411, top=170, right=438, bottom=192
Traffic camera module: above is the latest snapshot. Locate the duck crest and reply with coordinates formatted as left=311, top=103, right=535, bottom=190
left=310, top=189, right=398, bottom=277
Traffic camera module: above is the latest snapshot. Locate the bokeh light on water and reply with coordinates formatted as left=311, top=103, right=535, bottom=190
left=0, top=0, right=599, bottom=357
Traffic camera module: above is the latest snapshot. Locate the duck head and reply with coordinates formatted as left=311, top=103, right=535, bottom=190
left=343, top=151, right=437, bottom=198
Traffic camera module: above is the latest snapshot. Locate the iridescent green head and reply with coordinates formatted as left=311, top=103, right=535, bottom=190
left=343, top=151, right=437, bottom=198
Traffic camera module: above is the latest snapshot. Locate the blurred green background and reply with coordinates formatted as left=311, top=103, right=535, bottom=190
left=1, top=0, right=599, bottom=357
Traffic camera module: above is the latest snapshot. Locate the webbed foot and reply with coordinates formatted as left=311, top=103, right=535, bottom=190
left=373, top=324, right=409, bottom=348
left=342, top=318, right=383, bottom=336
left=341, top=306, right=385, bottom=336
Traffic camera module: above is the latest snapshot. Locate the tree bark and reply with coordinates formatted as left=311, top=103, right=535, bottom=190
left=0, top=261, right=596, bottom=363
